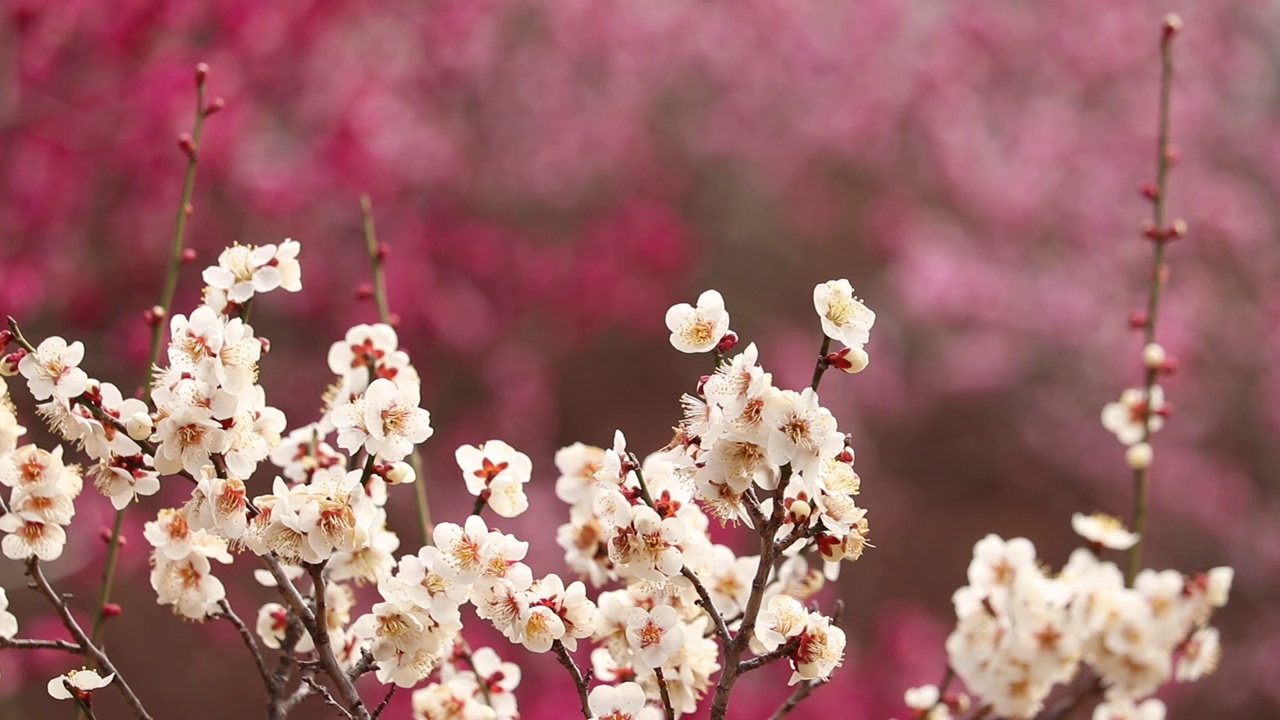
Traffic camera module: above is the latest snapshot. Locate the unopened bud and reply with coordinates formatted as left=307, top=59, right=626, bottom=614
left=1206, top=567, right=1233, bottom=607
left=1141, top=220, right=1162, bottom=240
left=143, top=306, right=166, bottom=327
left=178, top=133, right=196, bottom=159
left=184, top=202, right=194, bottom=217
left=790, top=500, right=811, bottom=520
left=387, top=312, right=401, bottom=328
left=181, top=248, right=198, bottom=264
left=1168, top=219, right=1188, bottom=239
left=1127, top=310, right=1148, bottom=329
left=126, top=412, right=154, bottom=441
left=195, top=62, right=210, bottom=86
left=1, top=350, right=27, bottom=376
left=1139, top=182, right=1159, bottom=201
left=101, top=603, right=123, bottom=618
left=1141, top=343, right=1166, bottom=369
left=355, top=283, right=375, bottom=301
left=1156, top=402, right=1173, bottom=419
left=1126, top=442, right=1154, bottom=470
left=828, top=346, right=870, bottom=374
left=376, top=242, right=390, bottom=262
left=1165, top=144, right=1181, bottom=166
left=715, top=331, right=739, bottom=354
left=385, top=462, right=416, bottom=485
left=99, top=527, right=126, bottom=547
left=1162, top=13, right=1182, bottom=41
left=1159, top=357, right=1178, bottom=375
left=204, top=97, right=225, bottom=116
left=0, top=329, right=13, bottom=349
left=259, top=338, right=271, bottom=355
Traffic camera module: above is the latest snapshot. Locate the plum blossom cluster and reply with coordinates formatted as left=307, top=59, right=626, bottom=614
left=943, top=532, right=1231, bottom=719
left=411, top=646, right=522, bottom=720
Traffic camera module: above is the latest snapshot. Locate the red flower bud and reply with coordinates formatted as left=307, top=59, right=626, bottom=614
left=0, top=329, right=12, bottom=349
left=195, top=63, right=210, bottom=86
left=355, top=283, right=375, bottom=301
left=376, top=242, right=391, bottom=262
left=1139, top=182, right=1159, bottom=201
left=715, top=331, right=739, bottom=354
left=204, top=97, right=225, bottom=116
left=1159, top=357, right=1178, bottom=375
left=178, top=133, right=196, bottom=159
left=180, top=248, right=198, bottom=264
left=1127, top=310, right=1148, bottom=329
left=101, top=603, right=123, bottom=619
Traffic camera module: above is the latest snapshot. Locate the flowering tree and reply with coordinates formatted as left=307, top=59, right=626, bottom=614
left=0, top=12, right=1238, bottom=720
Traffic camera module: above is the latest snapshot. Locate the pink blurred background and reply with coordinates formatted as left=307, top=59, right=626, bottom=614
left=1, top=1, right=1278, bottom=718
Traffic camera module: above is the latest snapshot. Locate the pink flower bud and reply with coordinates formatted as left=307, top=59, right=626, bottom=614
left=180, top=248, right=197, bottom=264
left=195, top=63, right=210, bottom=86
left=177, top=133, right=196, bottom=159
left=355, top=283, right=375, bottom=301
left=1139, top=183, right=1160, bottom=201
left=101, top=603, right=123, bottom=619
left=1162, top=13, right=1182, bottom=41
left=1127, top=310, right=1148, bottom=329
left=204, top=97, right=225, bottom=116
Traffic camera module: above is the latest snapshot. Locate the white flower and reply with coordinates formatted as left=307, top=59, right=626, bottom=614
left=167, top=306, right=225, bottom=370
left=764, top=388, right=843, bottom=474
left=327, top=323, right=406, bottom=394
left=665, top=290, right=730, bottom=354
left=1092, top=698, right=1166, bottom=720
left=587, top=681, right=660, bottom=720
left=610, top=506, right=685, bottom=581
left=792, top=613, right=845, bottom=683
left=465, top=647, right=521, bottom=718
left=202, top=240, right=301, bottom=304
left=333, top=378, right=433, bottom=462
left=1101, top=386, right=1165, bottom=446
left=1176, top=626, right=1220, bottom=681
left=90, top=457, right=160, bottom=511
left=813, top=279, right=875, bottom=349
left=150, top=552, right=226, bottom=619
left=967, top=535, right=1037, bottom=591
left=755, top=594, right=809, bottom=652
left=153, top=405, right=231, bottom=477
left=0, top=513, right=67, bottom=561
left=47, top=669, right=114, bottom=700
left=625, top=605, right=684, bottom=669
left=455, top=440, right=533, bottom=518
left=1206, top=567, right=1233, bottom=607
left=554, top=442, right=607, bottom=505
left=0, top=587, right=18, bottom=639
left=18, top=337, right=88, bottom=401
left=1071, top=513, right=1139, bottom=550
left=0, top=382, right=27, bottom=454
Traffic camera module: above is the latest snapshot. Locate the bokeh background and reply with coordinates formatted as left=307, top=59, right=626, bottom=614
left=2, top=1, right=1278, bottom=718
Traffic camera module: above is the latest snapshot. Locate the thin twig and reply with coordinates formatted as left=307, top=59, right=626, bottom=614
left=0, top=637, right=82, bottom=653
left=1125, top=15, right=1181, bottom=586
left=26, top=559, right=153, bottom=720
left=371, top=686, right=397, bottom=719
left=552, top=639, right=592, bottom=720
left=359, top=193, right=434, bottom=548
left=217, top=599, right=274, bottom=701
left=739, top=637, right=800, bottom=674
left=654, top=667, right=676, bottom=720
left=680, top=567, right=732, bottom=650
left=301, top=675, right=353, bottom=719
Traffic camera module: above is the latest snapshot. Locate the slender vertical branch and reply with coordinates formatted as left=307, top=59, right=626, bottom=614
left=359, top=193, right=435, bottom=547
left=654, top=667, right=675, bottom=720
left=680, top=567, right=732, bottom=650
left=552, top=639, right=592, bottom=720
left=90, top=65, right=217, bottom=657
left=810, top=336, right=832, bottom=392
left=26, top=559, right=154, bottom=720
left=1126, top=16, right=1180, bottom=586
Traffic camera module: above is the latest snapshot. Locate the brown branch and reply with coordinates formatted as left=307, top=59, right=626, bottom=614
left=301, top=675, right=353, bottom=719
left=680, top=567, right=732, bottom=650
left=739, top=637, right=799, bottom=674
left=552, top=639, right=592, bottom=720
left=216, top=599, right=273, bottom=702
left=371, top=686, right=397, bottom=718
left=0, top=636, right=82, bottom=653
left=654, top=667, right=676, bottom=720
left=262, top=556, right=370, bottom=720
left=25, top=559, right=153, bottom=720
left=268, top=611, right=306, bottom=720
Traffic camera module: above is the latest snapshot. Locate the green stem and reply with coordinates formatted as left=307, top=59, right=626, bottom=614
left=359, top=193, right=435, bottom=547
left=87, top=74, right=212, bottom=671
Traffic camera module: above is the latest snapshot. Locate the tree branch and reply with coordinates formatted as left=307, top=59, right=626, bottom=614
left=552, top=639, right=592, bottom=720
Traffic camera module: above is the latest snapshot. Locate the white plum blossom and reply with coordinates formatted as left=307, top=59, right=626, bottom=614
left=665, top=290, right=731, bottom=354
left=813, top=279, right=875, bottom=350
left=1072, top=513, right=1140, bottom=550
left=0, top=587, right=18, bottom=639
left=202, top=239, right=302, bottom=305
left=1092, top=698, right=1166, bottom=720
left=153, top=405, right=230, bottom=477
left=1101, top=386, right=1165, bottom=446
left=47, top=669, right=114, bottom=700
left=625, top=605, right=684, bottom=669
left=764, top=388, right=843, bottom=474
left=18, top=336, right=88, bottom=401
left=455, top=440, right=532, bottom=518
left=587, top=681, right=661, bottom=720
left=333, top=378, right=433, bottom=462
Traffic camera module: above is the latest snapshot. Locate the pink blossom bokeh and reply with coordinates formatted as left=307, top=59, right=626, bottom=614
left=1, top=1, right=1277, bottom=718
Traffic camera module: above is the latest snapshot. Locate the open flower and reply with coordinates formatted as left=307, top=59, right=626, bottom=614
left=47, top=669, right=114, bottom=700
left=1101, top=386, right=1165, bottom=446
left=202, top=239, right=301, bottom=304
left=455, top=440, right=533, bottom=518
left=0, top=587, right=18, bottom=639
left=587, top=681, right=660, bottom=720
left=18, top=336, right=88, bottom=401
left=1071, top=513, right=1139, bottom=550
left=665, top=290, right=731, bottom=353
left=334, top=378, right=433, bottom=462
left=813, top=280, right=875, bottom=349
left=625, top=605, right=684, bottom=669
